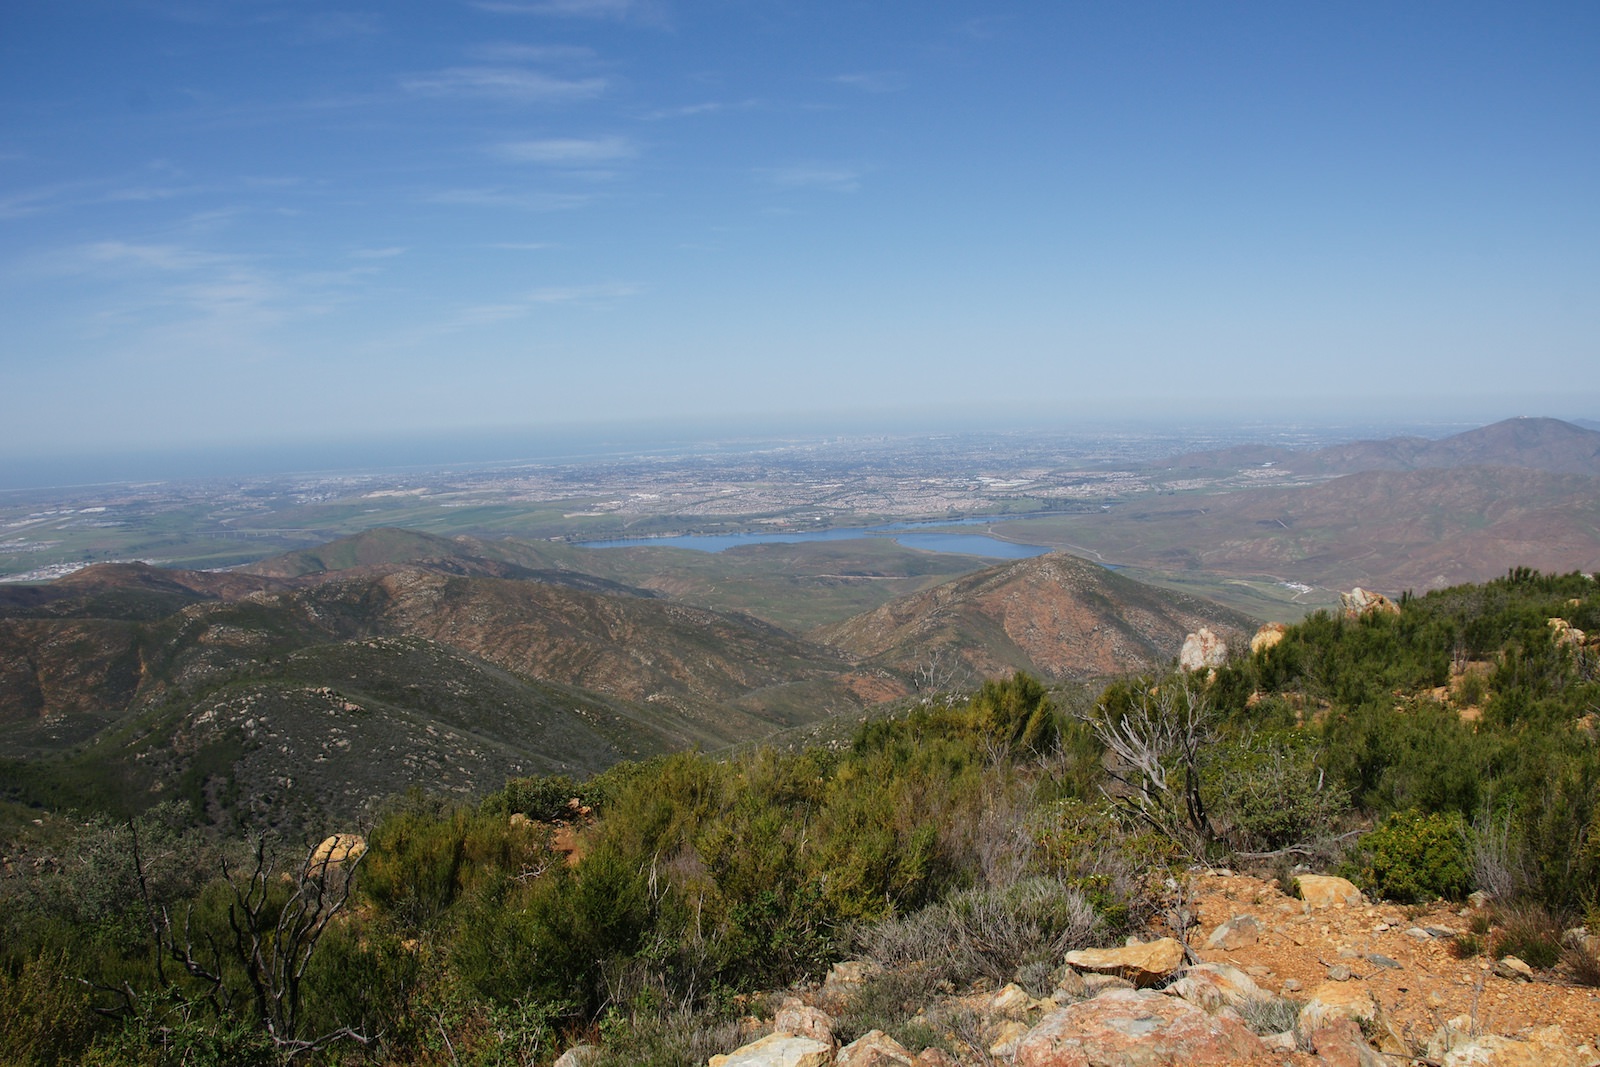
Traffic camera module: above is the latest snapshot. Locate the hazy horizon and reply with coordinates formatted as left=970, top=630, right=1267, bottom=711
left=4, top=407, right=1592, bottom=493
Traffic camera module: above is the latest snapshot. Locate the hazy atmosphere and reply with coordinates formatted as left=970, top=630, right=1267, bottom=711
left=3, top=2, right=1597, bottom=464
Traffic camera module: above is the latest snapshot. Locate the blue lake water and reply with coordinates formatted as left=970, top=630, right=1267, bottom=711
left=578, top=518, right=1053, bottom=559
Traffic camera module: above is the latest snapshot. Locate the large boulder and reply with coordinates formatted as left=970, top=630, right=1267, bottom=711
left=1179, top=628, right=1227, bottom=671
left=709, top=1033, right=832, bottom=1067
left=1012, top=988, right=1265, bottom=1066
left=773, top=998, right=835, bottom=1048
left=1250, top=623, right=1288, bottom=656
left=1204, top=914, right=1261, bottom=951
left=1340, top=588, right=1400, bottom=619
left=1548, top=618, right=1587, bottom=648
left=308, top=833, right=366, bottom=872
left=1163, top=963, right=1268, bottom=1013
left=1295, top=874, right=1363, bottom=908
left=1063, top=938, right=1187, bottom=987
left=1298, top=981, right=1380, bottom=1033
left=835, top=1030, right=915, bottom=1067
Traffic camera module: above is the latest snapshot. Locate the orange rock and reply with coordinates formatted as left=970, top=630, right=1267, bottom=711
left=1295, top=874, right=1363, bottom=908
left=307, top=833, right=365, bottom=872
left=1250, top=623, right=1288, bottom=656
left=1063, top=938, right=1187, bottom=987
left=1340, top=588, right=1400, bottom=618
left=1012, top=989, right=1265, bottom=1066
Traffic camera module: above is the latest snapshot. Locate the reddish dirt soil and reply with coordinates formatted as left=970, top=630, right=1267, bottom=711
left=1186, top=869, right=1600, bottom=1054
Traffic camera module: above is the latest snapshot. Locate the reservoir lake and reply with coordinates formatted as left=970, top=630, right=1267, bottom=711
left=579, top=518, right=1053, bottom=560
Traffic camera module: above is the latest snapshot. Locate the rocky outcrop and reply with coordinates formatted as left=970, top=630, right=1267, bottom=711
left=1305, top=1019, right=1387, bottom=1067
left=773, top=998, right=836, bottom=1049
left=308, top=833, right=366, bottom=871
left=1178, top=628, right=1227, bottom=671
left=1298, top=980, right=1381, bottom=1033
left=710, top=1033, right=833, bottom=1067
left=1062, top=938, right=1186, bottom=987
left=1163, top=963, right=1267, bottom=1013
left=835, top=1030, right=915, bottom=1067
left=1011, top=988, right=1265, bottom=1066
left=1427, top=1020, right=1597, bottom=1067
left=1340, top=587, right=1400, bottom=619
left=1548, top=618, right=1587, bottom=648
left=1249, top=622, right=1287, bottom=656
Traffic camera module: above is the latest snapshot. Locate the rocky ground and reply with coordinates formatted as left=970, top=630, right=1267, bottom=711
left=561, top=869, right=1600, bottom=1067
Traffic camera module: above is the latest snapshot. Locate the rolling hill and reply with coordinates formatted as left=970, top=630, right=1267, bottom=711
left=0, top=554, right=887, bottom=832
left=0, top=534, right=1261, bottom=831
left=817, top=551, right=1256, bottom=683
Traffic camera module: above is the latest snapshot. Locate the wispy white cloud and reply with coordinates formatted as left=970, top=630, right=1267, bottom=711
left=494, top=136, right=636, bottom=166
left=490, top=241, right=557, bottom=250
left=0, top=182, right=83, bottom=220
left=447, top=281, right=639, bottom=329
left=469, top=43, right=597, bottom=64
left=102, top=184, right=207, bottom=203
left=402, top=66, right=606, bottom=103
left=526, top=282, right=637, bottom=303
left=641, top=98, right=760, bottom=121
left=24, top=235, right=411, bottom=381
left=471, top=0, right=659, bottom=21
left=350, top=246, right=407, bottom=259
left=48, top=241, right=291, bottom=351
left=832, top=72, right=907, bottom=93
left=293, top=11, right=384, bottom=43
left=757, top=164, right=865, bottom=193
left=83, top=240, right=232, bottom=272
left=427, top=187, right=595, bottom=211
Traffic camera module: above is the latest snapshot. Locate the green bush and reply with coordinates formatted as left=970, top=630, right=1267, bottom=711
left=0, top=950, right=99, bottom=1067
left=1206, top=732, right=1349, bottom=851
left=1352, top=810, right=1472, bottom=903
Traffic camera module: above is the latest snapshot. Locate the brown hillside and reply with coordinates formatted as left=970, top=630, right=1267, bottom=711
left=816, top=551, right=1255, bottom=682
left=293, top=565, right=861, bottom=718
left=1292, top=416, right=1600, bottom=476
left=1004, top=466, right=1600, bottom=594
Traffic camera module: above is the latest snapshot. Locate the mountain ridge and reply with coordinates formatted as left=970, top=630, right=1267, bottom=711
left=1157, top=416, right=1600, bottom=477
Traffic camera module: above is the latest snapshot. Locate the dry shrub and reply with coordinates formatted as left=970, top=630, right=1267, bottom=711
left=1492, top=904, right=1563, bottom=969
left=591, top=1010, right=748, bottom=1067
left=1564, top=943, right=1600, bottom=987
left=1470, top=807, right=1528, bottom=902
left=1237, top=995, right=1303, bottom=1036
left=861, top=876, right=1103, bottom=986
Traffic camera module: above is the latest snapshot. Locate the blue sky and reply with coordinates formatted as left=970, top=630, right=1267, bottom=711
left=2, top=1, right=1597, bottom=461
